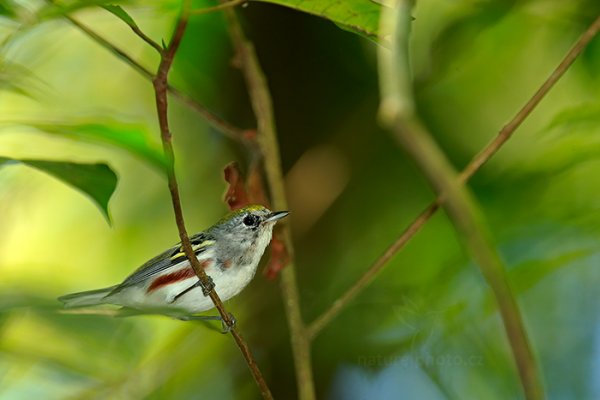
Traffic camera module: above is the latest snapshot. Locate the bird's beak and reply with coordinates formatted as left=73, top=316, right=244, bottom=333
left=265, top=210, right=289, bottom=223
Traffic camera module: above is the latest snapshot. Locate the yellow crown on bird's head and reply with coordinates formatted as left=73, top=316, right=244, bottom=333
left=217, top=204, right=269, bottom=224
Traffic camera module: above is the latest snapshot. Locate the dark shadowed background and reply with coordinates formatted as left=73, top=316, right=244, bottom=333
left=1, top=0, right=599, bottom=398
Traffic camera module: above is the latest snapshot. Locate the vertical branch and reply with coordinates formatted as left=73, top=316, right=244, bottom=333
left=152, top=4, right=273, bottom=399
left=223, top=8, right=316, bottom=400
left=307, top=13, right=600, bottom=338
left=379, top=2, right=544, bottom=399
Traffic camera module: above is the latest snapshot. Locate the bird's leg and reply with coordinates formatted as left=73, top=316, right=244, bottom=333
left=178, top=312, right=236, bottom=334
left=177, top=315, right=222, bottom=322
left=220, top=313, right=236, bottom=333
left=199, top=276, right=215, bottom=296
left=172, top=276, right=215, bottom=303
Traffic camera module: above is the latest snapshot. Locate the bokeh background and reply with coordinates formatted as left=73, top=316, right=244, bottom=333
left=1, top=0, right=600, bottom=398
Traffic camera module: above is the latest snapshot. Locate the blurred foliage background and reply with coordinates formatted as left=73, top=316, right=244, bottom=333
left=0, top=0, right=599, bottom=399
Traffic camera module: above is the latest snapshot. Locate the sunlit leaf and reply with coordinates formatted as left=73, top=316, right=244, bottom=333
left=0, top=290, right=146, bottom=379
left=0, top=157, right=117, bottom=222
left=102, top=4, right=138, bottom=28
left=545, top=103, right=600, bottom=130
left=0, top=0, right=18, bottom=19
left=21, top=121, right=166, bottom=170
left=0, top=61, right=46, bottom=98
left=37, top=0, right=134, bottom=20
left=254, top=0, right=384, bottom=42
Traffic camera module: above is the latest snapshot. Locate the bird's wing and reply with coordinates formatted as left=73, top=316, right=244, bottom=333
left=115, top=232, right=215, bottom=289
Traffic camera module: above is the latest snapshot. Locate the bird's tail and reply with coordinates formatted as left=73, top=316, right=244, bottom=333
left=58, top=286, right=117, bottom=308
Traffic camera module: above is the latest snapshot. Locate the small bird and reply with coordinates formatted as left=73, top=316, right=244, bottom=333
left=59, top=205, right=288, bottom=323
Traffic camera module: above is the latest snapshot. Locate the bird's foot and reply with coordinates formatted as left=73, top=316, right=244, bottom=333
left=200, top=276, right=215, bottom=296
left=220, top=313, right=236, bottom=334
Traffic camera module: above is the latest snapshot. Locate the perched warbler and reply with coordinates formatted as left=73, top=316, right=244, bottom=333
left=59, top=205, right=288, bottom=322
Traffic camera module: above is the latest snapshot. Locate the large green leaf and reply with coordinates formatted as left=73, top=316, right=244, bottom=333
left=509, top=103, right=600, bottom=177
left=0, top=0, right=18, bottom=19
left=254, top=0, right=384, bottom=42
left=20, top=121, right=166, bottom=171
left=37, top=0, right=134, bottom=20
left=0, top=157, right=117, bottom=222
left=0, top=60, right=45, bottom=98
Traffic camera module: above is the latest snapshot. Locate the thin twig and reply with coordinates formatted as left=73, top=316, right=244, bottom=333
left=395, top=120, right=544, bottom=400
left=307, top=202, right=439, bottom=339
left=190, top=0, right=247, bottom=16
left=223, top=8, right=316, bottom=400
left=461, top=14, right=600, bottom=181
left=61, top=14, right=247, bottom=142
left=66, top=15, right=153, bottom=79
left=307, top=13, right=600, bottom=340
left=101, top=4, right=164, bottom=55
left=126, top=20, right=164, bottom=54
left=381, top=2, right=543, bottom=399
left=152, top=4, right=273, bottom=399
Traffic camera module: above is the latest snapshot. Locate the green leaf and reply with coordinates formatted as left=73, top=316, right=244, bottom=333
left=519, top=103, right=600, bottom=176
left=0, top=60, right=46, bottom=98
left=102, top=4, right=137, bottom=28
left=19, top=121, right=166, bottom=171
left=545, top=103, right=600, bottom=131
left=37, top=0, right=133, bottom=20
left=0, top=0, right=18, bottom=19
left=0, top=157, right=117, bottom=223
left=254, top=0, right=384, bottom=42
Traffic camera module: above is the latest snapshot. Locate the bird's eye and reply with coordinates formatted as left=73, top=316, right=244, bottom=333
left=243, top=214, right=260, bottom=227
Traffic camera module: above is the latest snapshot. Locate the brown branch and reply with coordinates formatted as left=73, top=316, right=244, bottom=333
left=128, top=22, right=164, bottom=54
left=307, top=13, right=600, bottom=340
left=102, top=4, right=164, bottom=55
left=65, top=14, right=154, bottom=79
left=61, top=14, right=247, bottom=143
left=380, top=3, right=543, bottom=398
left=461, top=15, right=600, bottom=181
left=152, top=5, right=273, bottom=400
left=190, top=0, right=247, bottom=16
left=307, top=202, right=439, bottom=339
left=395, top=119, right=544, bottom=400
left=223, top=8, right=316, bottom=400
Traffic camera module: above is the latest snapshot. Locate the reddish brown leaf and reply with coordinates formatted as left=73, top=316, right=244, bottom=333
left=242, top=129, right=257, bottom=141
left=223, top=161, right=290, bottom=278
left=223, top=162, right=250, bottom=210
left=246, top=162, right=269, bottom=207
left=263, top=233, right=290, bottom=280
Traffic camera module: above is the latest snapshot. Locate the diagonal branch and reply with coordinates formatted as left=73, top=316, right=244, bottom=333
left=307, top=13, right=600, bottom=340
left=190, top=0, right=247, bottom=16
left=380, top=2, right=542, bottom=398
left=223, top=8, right=316, bottom=400
left=152, top=4, right=273, bottom=399
left=60, top=13, right=247, bottom=143
left=119, top=17, right=164, bottom=54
